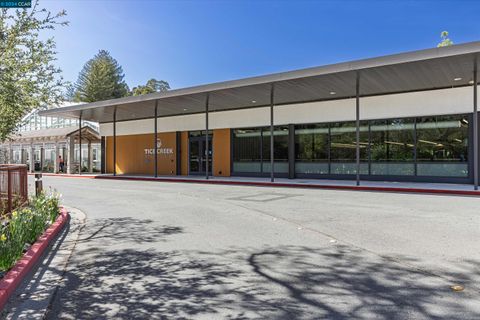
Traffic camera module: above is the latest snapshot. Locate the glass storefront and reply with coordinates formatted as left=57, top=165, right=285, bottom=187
left=295, top=124, right=329, bottom=174
left=416, top=115, right=469, bottom=177
left=232, top=126, right=289, bottom=175
left=369, top=118, right=415, bottom=176
left=232, top=113, right=471, bottom=180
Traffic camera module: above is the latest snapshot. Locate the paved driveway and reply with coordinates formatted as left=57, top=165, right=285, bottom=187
left=38, top=176, right=480, bottom=319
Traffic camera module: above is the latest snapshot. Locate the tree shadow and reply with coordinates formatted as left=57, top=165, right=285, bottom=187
left=76, top=217, right=183, bottom=245
left=46, top=236, right=480, bottom=319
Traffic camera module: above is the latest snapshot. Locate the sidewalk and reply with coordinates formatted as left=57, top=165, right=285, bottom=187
left=2, top=207, right=86, bottom=320
left=97, top=174, right=480, bottom=196
left=28, top=172, right=480, bottom=196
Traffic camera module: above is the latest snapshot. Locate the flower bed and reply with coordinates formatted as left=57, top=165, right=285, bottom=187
left=0, top=192, right=60, bottom=273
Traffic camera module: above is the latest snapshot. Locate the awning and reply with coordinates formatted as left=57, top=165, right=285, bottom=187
left=9, top=125, right=100, bottom=143
left=40, top=41, right=480, bottom=123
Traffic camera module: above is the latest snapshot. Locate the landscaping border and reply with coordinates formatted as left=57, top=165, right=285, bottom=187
left=0, top=207, right=69, bottom=311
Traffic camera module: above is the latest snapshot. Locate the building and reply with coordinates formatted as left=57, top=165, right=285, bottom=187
left=0, top=104, right=101, bottom=174
left=41, top=42, right=480, bottom=188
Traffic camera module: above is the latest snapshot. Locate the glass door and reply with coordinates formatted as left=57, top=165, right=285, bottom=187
left=189, top=135, right=212, bottom=175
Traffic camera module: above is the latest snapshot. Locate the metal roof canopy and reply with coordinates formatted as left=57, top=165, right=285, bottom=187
left=40, top=41, right=480, bottom=123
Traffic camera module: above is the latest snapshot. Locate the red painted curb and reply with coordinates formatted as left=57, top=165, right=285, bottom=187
left=0, top=208, right=69, bottom=311
left=95, top=175, right=480, bottom=197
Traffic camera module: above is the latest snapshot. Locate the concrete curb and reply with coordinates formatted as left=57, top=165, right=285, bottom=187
left=0, top=208, right=69, bottom=311
left=95, top=175, right=480, bottom=197
left=27, top=173, right=95, bottom=179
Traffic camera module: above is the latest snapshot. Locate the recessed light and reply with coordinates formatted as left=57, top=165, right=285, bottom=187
left=329, top=91, right=336, bottom=95
left=454, top=77, right=462, bottom=81
left=469, top=80, right=474, bottom=84
left=183, top=108, right=188, bottom=111
left=251, top=100, right=257, bottom=103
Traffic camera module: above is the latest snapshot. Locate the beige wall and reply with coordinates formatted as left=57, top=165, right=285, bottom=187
left=100, top=86, right=477, bottom=136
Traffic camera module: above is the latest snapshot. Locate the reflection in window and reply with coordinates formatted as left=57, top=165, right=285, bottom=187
left=262, top=126, right=289, bottom=173
left=233, top=128, right=262, bottom=173
left=370, top=118, right=415, bottom=175
left=330, top=122, right=368, bottom=175
left=416, top=115, right=468, bottom=177
left=232, top=126, right=289, bottom=174
left=295, top=124, right=329, bottom=174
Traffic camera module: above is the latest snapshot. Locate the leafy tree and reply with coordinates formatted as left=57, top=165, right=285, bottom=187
left=73, top=50, right=129, bottom=102
left=131, top=78, right=170, bottom=96
left=0, top=1, right=67, bottom=141
left=437, top=31, right=453, bottom=47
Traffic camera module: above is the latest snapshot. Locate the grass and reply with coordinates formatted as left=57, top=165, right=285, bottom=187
left=0, top=192, right=60, bottom=272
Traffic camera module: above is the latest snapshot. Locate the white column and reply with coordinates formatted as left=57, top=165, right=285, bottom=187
left=87, top=141, right=93, bottom=173
left=21, top=147, right=26, bottom=164
left=8, top=143, right=13, bottom=164
left=40, top=144, right=45, bottom=172
left=29, top=143, right=34, bottom=173
left=67, top=137, right=75, bottom=174
left=54, top=142, right=59, bottom=173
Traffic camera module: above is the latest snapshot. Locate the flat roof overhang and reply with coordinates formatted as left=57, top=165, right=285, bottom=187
left=40, top=41, right=480, bottom=123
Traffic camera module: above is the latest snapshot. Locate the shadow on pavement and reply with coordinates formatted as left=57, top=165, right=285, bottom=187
left=44, top=217, right=480, bottom=320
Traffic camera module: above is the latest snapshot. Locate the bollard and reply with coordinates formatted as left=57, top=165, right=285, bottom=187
left=35, top=173, right=43, bottom=197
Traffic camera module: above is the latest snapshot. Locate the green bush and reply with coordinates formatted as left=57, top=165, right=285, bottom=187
left=0, top=192, right=60, bottom=272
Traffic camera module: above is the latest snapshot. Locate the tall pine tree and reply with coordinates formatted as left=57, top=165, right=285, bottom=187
left=74, top=50, right=129, bottom=102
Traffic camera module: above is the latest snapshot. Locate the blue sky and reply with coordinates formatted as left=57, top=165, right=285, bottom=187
left=42, top=0, right=480, bottom=90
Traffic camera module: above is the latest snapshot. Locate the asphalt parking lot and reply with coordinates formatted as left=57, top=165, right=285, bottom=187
left=35, top=176, right=480, bottom=319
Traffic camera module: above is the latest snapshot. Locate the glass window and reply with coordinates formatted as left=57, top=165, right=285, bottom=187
left=262, top=126, right=289, bottom=173
left=330, top=122, right=368, bottom=174
left=295, top=124, right=329, bottom=174
left=416, top=115, right=468, bottom=177
left=370, top=118, right=415, bottom=175
left=233, top=126, right=289, bottom=174
left=233, top=128, right=262, bottom=173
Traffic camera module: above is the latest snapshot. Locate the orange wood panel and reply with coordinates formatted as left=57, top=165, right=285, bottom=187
left=181, top=131, right=188, bottom=175
left=213, top=129, right=231, bottom=177
left=105, top=133, right=177, bottom=175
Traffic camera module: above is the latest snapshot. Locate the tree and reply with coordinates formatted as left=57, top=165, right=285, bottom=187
left=73, top=50, right=129, bottom=102
left=131, top=78, right=170, bottom=96
left=0, top=1, right=67, bottom=141
left=437, top=31, right=453, bottom=47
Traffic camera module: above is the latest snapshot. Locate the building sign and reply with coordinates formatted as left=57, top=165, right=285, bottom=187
left=144, top=138, right=174, bottom=156
left=0, top=1, right=32, bottom=7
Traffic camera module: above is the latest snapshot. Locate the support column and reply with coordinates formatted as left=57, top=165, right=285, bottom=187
left=205, top=94, right=209, bottom=180
left=154, top=100, right=158, bottom=178
left=62, top=146, right=66, bottom=173
left=67, top=137, right=74, bottom=174
left=40, top=145, right=45, bottom=172
left=474, top=60, right=478, bottom=190
left=8, top=143, right=13, bottom=164
left=288, top=123, right=295, bottom=179
left=101, top=137, right=106, bottom=174
left=113, top=107, right=117, bottom=176
left=270, top=84, right=275, bottom=182
left=355, top=72, right=361, bottom=186
left=54, top=142, right=59, bottom=173
left=20, top=147, right=26, bottom=165
left=29, top=143, right=34, bottom=173
left=176, top=131, right=181, bottom=175
left=79, top=113, right=82, bottom=175
left=88, top=140, right=92, bottom=173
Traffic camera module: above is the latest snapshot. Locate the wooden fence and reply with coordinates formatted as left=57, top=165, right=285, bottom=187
left=0, top=165, right=28, bottom=215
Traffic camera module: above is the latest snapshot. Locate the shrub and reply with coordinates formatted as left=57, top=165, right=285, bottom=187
left=0, top=192, right=61, bottom=272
